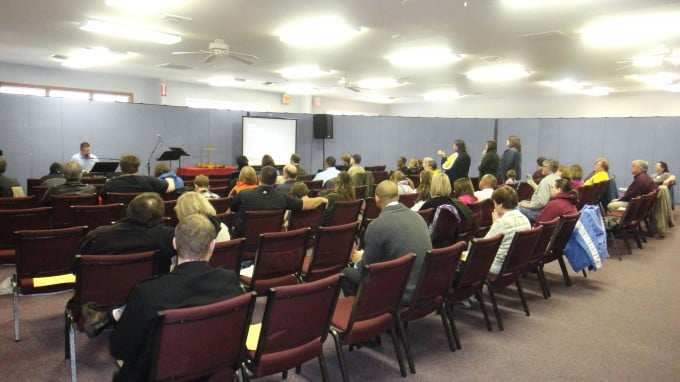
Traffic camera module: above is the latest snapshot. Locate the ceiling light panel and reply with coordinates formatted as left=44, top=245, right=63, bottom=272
left=466, top=64, right=530, bottom=82
left=581, top=13, right=680, bottom=47
left=58, top=48, right=133, bottom=68
left=631, top=72, right=678, bottom=86
left=388, top=47, right=461, bottom=68
left=423, top=90, right=461, bottom=101
left=279, top=66, right=332, bottom=79
left=355, top=78, right=402, bottom=89
left=80, top=19, right=181, bottom=44
left=278, top=17, right=362, bottom=47
left=105, top=0, right=187, bottom=12
left=581, top=86, right=611, bottom=96
left=543, top=78, right=589, bottom=91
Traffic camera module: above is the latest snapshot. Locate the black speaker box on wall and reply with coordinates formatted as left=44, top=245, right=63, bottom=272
left=313, top=114, right=333, bottom=139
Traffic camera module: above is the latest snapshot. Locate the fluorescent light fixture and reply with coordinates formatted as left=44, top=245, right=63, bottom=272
left=278, top=17, right=362, bottom=47
left=633, top=55, right=664, bottom=67
left=49, top=89, right=91, bottom=100
left=388, top=47, right=461, bottom=68
left=283, top=84, right=315, bottom=95
left=666, top=50, right=680, bottom=66
left=80, top=19, right=181, bottom=44
left=92, top=93, right=130, bottom=102
left=543, top=78, right=588, bottom=91
left=279, top=66, right=332, bottom=79
left=105, top=0, right=186, bottom=12
left=355, top=78, right=403, bottom=89
left=204, top=76, right=236, bottom=87
left=0, top=85, right=46, bottom=96
left=466, top=64, right=530, bottom=82
left=582, top=86, right=611, bottom=96
left=423, top=90, right=461, bottom=101
left=357, top=95, right=395, bottom=104
left=58, top=48, right=132, bottom=68
left=581, top=13, right=680, bottom=47
left=632, top=72, right=677, bottom=86
left=664, top=83, right=680, bottom=92
left=502, top=0, right=590, bottom=7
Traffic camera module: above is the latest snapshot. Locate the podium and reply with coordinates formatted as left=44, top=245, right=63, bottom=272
left=157, top=147, right=190, bottom=168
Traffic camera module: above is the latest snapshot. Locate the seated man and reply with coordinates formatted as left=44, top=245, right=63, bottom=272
left=86, top=214, right=243, bottom=381
left=290, top=153, right=308, bottom=177
left=608, top=159, right=657, bottom=211
left=40, top=162, right=66, bottom=188
left=346, top=181, right=433, bottom=305
left=313, top=156, right=340, bottom=188
left=0, top=156, right=21, bottom=197
left=474, top=174, right=497, bottom=201
left=100, top=154, right=175, bottom=203
left=229, top=166, right=327, bottom=238
left=422, top=157, right=440, bottom=175
left=276, top=164, right=299, bottom=194
left=76, top=192, right=176, bottom=274
left=40, top=161, right=96, bottom=205
left=193, top=174, right=220, bottom=199
left=347, top=154, right=365, bottom=178
left=518, top=159, right=560, bottom=222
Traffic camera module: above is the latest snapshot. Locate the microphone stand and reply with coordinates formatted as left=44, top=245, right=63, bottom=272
left=147, top=135, right=163, bottom=175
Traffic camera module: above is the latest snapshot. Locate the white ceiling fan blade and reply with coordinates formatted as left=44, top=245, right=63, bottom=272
left=172, top=51, right=203, bottom=55
left=203, top=54, right=216, bottom=63
left=228, top=52, right=258, bottom=65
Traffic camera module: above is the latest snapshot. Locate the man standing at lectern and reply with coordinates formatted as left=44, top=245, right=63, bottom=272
left=71, top=141, right=99, bottom=172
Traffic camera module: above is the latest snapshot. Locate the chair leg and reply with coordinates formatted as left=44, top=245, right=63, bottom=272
left=557, top=256, right=572, bottom=287
left=582, top=269, right=588, bottom=278
left=65, top=312, right=71, bottom=359
left=282, top=370, right=287, bottom=379
left=537, top=266, right=551, bottom=299
left=396, top=316, right=416, bottom=374
left=69, top=324, right=77, bottom=382
left=516, top=279, right=530, bottom=316
left=438, top=305, right=456, bottom=352
left=474, top=291, right=493, bottom=332
left=295, top=365, right=301, bottom=374
left=387, top=323, right=408, bottom=378
left=330, top=330, right=350, bottom=382
left=12, top=276, right=20, bottom=342
left=485, top=282, right=504, bottom=332
left=318, top=353, right=330, bottom=382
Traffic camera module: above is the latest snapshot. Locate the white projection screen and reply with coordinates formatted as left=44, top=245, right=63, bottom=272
left=242, top=116, right=297, bottom=166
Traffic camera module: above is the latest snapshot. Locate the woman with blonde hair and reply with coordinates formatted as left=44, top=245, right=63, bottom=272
left=175, top=191, right=230, bottom=242
left=228, top=166, right=257, bottom=197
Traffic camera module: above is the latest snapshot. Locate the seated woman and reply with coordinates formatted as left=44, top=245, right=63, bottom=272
left=583, top=158, right=610, bottom=186
left=175, top=191, right=230, bottom=243
left=405, top=157, right=422, bottom=175
left=651, top=161, right=676, bottom=186
left=453, top=178, right=477, bottom=205
left=228, top=165, right=257, bottom=197
left=484, top=186, right=532, bottom=275
left=537, top=178, right=579, bottom=223
left=420, top=173, right=473, bottom=221
left=411, top=170, right=432, bottom=211
left=570, top=164, right=584, bottom=188
left=154, top=162, right=184, bottom=190
left=320, top=171, right=356, bottom=226
left=390, top=170, right=416, bottom=195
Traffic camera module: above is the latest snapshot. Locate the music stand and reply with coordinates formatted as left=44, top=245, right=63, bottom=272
left=157, top=147, right=190, bottom=168
left=89, top=161, right=119, bottom=178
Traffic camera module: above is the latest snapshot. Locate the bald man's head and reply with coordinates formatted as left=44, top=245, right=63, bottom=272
left=283, top=164, right=297, bottom=179
left=375, top=180, right=399, bottom=207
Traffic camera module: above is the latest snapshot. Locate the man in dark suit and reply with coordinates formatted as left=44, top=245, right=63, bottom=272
left=84, top=214, right=243, bottom=381
left=345, top=180, right=432, bottom=305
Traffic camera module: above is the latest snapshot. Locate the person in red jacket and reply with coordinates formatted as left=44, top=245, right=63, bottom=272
left=537, top=177, right=578, bottom=223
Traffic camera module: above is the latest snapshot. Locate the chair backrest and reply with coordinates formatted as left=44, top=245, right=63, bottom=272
left=399, top=193, right=418, bottom=208
left=303, top=180, right=323, bottom=190
left=470, top=199, right=494, bottom=237
left=344, top=253, right=415, bottom=334
left=162, top=199, right=179, bottom=227
left=305, top=222, right=358, bottom=282
left=547, top=212, right=581, bottom=259
left=456, top=211, right=480, bottom=243
left=249, top=274, right=342, bottom=376
left=105, top=192, right=141, bottom=208
left=217, top=211, right=235, bottom=233
left=516, top=182, right=534, bottom=201
left=27, top=178, right=43, bottom=193
left=210, top=186, right=229, bottom=197
left=71, top=203, right=125, bottom=232
left=30, top=186, right=49, bottom=202
left=210, top=238, right=244, bottom=271
left=73, top=251, right=157, bottom=309
left=0, top=207, right=52, bottom=250
left=497, top=226, right=542, bottom=279
left=363, top=197, right=381, bottom=221
left=248, top=227, right=310, bottom=294
left=0, top=196, right=36, bottom=210
left=150, top=292, right=257, bottom=381
left=208, top=178, right=230, bottom=188
left=450, top=234, right=503, bottom=302
left=287, top=205, right=325, bottom=233
left=353, top=185, right=367, bottom=200
left=430, top=205, right=461, bottom=248
left=408, top=242, right=466, bottom=310
left=80, top=177, right=107, bottom=185
left=408, top=174, right=421, bottom=188
left=327, top=199, right=363, bottom=226
left=51, top=193, right=98, bottom=228
left=14, top=226, right=87, bottom=294
left=209, top=196, right=233, bottom=213
left=527, top=216, right=561, bottom=270
left=416, top=208, right=435, bottom=225
left=372, top=170, right=388, bottom=184
left=638, top=190, right=658, bottom=222
left=242, top=210, right=286, bottom=258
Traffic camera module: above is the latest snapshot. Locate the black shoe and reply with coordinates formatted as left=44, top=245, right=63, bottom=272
left=82, top=303, right=112, bottom=338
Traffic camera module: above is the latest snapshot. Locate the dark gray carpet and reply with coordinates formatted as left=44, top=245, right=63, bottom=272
left=1, top=219, right=678, bottom=381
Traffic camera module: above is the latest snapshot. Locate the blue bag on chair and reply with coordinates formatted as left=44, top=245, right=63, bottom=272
left=564, top=205, right=609, bottom=272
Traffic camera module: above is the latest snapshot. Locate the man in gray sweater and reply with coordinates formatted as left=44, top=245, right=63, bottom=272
left=518, top=159, right=560, bottom=222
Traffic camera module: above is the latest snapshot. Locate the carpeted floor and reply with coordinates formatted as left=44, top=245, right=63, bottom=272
left=1, top=218, right=679, bottom=381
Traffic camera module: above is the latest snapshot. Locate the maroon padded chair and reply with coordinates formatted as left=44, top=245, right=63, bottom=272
left=288, top=205, right=325, bottom=249
left=470, top=199, right=494, bottom=238
left=30, top=186, right=49, bottom=204
left=210, top=186, right=229, bottom=198
left=217, top=211, right=235, bottom=235
left=70, top=203, right=125, bottom=232
left=80, top=177, right=107, bottom=185
left=326, top=199, right=363, bottom=227
left=210, top=238, right=245, bottom=272
left=65, top=251, right=157, bottom=379
left=241, top=210, right=286, bottom=261
left=516, top=182, right=535, bottom=201
left=447, top=234, right=504, bottom=333
left=0, top=196, right=36, bottom=210
left=150, top=292, right=257, bottom=382
left=430, top=205, right=461, bottom=248
left=330, top=253, right=415, bottom=382
left=50, top=194, right=98, bottom=228
left=456, top=211, right=480, bottom=243
left=398, top=193, right=418, bottom=209
left=302, top=222, right=358, bottom=282
left=303, top=180, right=323, bottom=191
left=162, top=199, right=179, bottom=227
left=0, top=207, right=52, bottom=264
left=352, top=185, right=367, bottom=200
left=372, top=171, right=388, bottom=184
left=240, top=227, right=310, bottom=295
left=485, top=226, right=542, bottom=331
left=12, top=226, right=87, bottom=341
left=104, top=192, right=141, bottom=208
left=416, top=208, right=435, bottom=226
left=243, top=274, right=342, bottom=381
left=540, top=212, right=580, bottom=291
left=209, top=196, right=233, bottom=213
left=527, top=217, right=562, bottom=299
left=399, top=242, right=466, bottom=373
left=26, top=178, right=43, bottom=194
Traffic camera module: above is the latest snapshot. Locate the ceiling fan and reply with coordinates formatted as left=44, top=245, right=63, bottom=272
left=338, top=77, right=364, bottom=92
left=172, top=38, right=258, bottom=64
